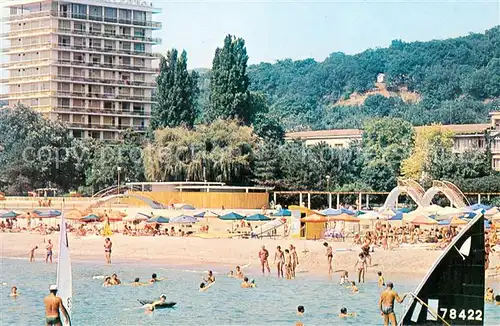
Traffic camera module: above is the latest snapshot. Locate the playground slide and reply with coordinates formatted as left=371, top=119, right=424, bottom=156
left=251, top=218, right=287, bottom=238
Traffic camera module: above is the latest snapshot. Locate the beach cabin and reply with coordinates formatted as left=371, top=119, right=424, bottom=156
left=303, top=221, right=325, bottom=240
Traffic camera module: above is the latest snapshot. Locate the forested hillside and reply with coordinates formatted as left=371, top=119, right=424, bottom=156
left=200, top=26, right=500, bottom=131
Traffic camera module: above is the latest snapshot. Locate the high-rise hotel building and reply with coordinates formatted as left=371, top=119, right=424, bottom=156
left=1, top=0, right=161, bottom=140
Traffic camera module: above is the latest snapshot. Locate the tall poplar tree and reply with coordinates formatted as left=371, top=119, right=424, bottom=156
left=150, top=49, right=199, bottom=130
left=207, top=34, right=252, bottom=125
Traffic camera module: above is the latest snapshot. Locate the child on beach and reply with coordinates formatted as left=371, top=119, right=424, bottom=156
left=485, top=287, right=494, bottom=302
left=349, top=281, right=359, bottom=294
left=29, top=245, right=38, bottom=262
left=377, top=271, right=385, bottom=287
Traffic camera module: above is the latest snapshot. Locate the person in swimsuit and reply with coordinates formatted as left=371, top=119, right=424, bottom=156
left=10, top=286, right=19, bottom=297
left=146, top=294, right=167, bottom=311
left=339, top=307, right=356, bottom=317
left=290, top=244, right=299, bottom=279
left=241, top=277, right=254, bottom=288
left=340, top=271, right=349, bottom=285
left=349, top=281, right=359, bottom=293
left=323, top=242, right=333, bottom=274
left=284, top=249, right=292, bottom=279
left=354, top=252, right=367, bottom=283
left=203, top=270, right=215, bottom=284
left=495, top=295, right=500, bottom=306
left=259, top=245, right=271, bottom=275
left=199, top=281, right=216, bottom=292
left=46, top=240, right=53, bottom=264
left=379, top=282, right=407, bottom=326
left=104, top=238, right=112, bottom=264
left=274, top=246, right=285, bottom=278
left=485, top=287, right=494, bottom=302
left=297, top=305, right=305, bottom=316
left=378, top=271, right=385, bottom=287
left=235, top=266, right=244, bottom=279
left=29, top=245, right=38, bottom=262
left=102, top=277, right=112, bottom=287
left=44, top=285, right=71, bottom=326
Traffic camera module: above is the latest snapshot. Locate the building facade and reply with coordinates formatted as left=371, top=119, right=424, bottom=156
left=1, top=0, right=161, bottom=140
left=286, top=120, right=500, bottom=169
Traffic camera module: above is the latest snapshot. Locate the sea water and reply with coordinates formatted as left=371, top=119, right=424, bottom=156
left=0, top=258, right=498, bottom=325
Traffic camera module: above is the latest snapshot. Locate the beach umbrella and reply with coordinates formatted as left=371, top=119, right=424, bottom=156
left=34, top=210, right=62, bottom=218
left=82, top=214, right=101, bottom=222
left=272, top=209, right=292, bottom=217
left=422, top=205, right=442, bottom=214
left=484, top=207, right=499, bottom=216
left=0, top=210, right=19, bottom=218
left=245, top=214, right=271, bottom=222
left=410, top=215, right=438, bottom=226
left=65, top=210, right=85, bottom=220
left=389, top=211, right=404, bottom=221
left=358, top=211, right=384, bottom=220
left=320, top=208, right=355, bottom=216
left=123, top=213, right=149, bottom=223
left=301, top=214, right=329, bottom=223
left=170, top=215, right=197, bottom=223
left=146, top=216, right=170, bottom=223
left=173, top=203, right=196, bottom=210
left=327, top=213, right=360, bottom=223
left=193, top=211, right=206, bottom=218
left=492, top=212, right=500, bottom=221
left=219, top=212, right=245, bottom=220
left=470, top=203, right=491, bottom=211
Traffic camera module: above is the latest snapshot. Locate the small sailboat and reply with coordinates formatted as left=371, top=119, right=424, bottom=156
left=57, top=201, right=73, bottom=324
left=399, top=212, right=485, bottom=325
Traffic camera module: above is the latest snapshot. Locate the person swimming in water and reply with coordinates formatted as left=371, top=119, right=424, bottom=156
left=377, top=271, right=385, bottom=287
left=339, top=307, right=356, bottom=317
left=297, top=305, right=305, bottom=316
left=103, top=277, right=112, bottom=287
left=146, top=294, right=167, bottom=311
left=379, top=282, right=408, bottom=326
left=495, top=294, right=500, bottom=306
left=110, top=273, right=121, bottom=285
left=227, top=270, right=234, bottom=278
left=199, top=281, right=216, bottom=292
left=10, top=286, right=18, bottom=297
left=203, top=270, right=215, bottom=284
left=349, top=281, right=359, bottom=294
left=149, top=273, right=165, bottom=283
left=241, top=277, right=255, bottom=288
left=235, top=266, right=244, bottom=279
left=340, top=271, right=349, bottom=285
left=129, top=277, right=149, bottom=286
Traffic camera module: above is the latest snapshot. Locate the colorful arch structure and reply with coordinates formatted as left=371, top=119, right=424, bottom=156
left=88, top=193, right=167, bottom=210
left=383, top=179, right=426, bottom=209
left=383, top=179, right=470, bottom=209
left=421, top=180, right=470, bottom=208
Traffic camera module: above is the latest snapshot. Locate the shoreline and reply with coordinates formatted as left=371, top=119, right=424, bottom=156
left=1, top=233, right=498, bottom=284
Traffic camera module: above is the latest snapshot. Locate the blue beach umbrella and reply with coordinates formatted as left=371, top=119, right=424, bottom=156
left=36, top=210, right=62, bottom=218
left=170, top=215, right=197, bottom=223
left=219, top=212, right=245, bottom=220
left=0, top=210, right=19, bottom=218
left=146, top=216, right=170, bottom=223
left=320, top=208, right=355, bottom=216
left=245, top=214, right=271, bottom=221
left=82, top=214, right=101, bottom=222
left=272, top=209, right=292, bottom=217
left=193, top=211, right=206, bottom=218
left=389, top=211, right=404, bottom=221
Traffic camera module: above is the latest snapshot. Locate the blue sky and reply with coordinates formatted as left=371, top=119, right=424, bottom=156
left=153, top=0, right=500, bottom=68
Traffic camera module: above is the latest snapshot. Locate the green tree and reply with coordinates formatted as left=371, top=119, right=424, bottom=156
left=150, top=49, right=199, bottom=130
left=206, top=35, right=252, bottom=124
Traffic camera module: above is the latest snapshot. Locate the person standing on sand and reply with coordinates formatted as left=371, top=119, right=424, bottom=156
left=44, top=285, right=71, bottom=326
left=29, top=245, right=38, bottom=262
left=379, top=282, right=408, bottom=326
left=323, top=242, right=333, bottom=274
left=259, top=245, right=271, bottom=275
left=46, top=239, right=53, bottom=264
left=104, top=238, right=112, bottom=264
left=274, top=246, right=285, bottom=278
left=284, top=249, right=292, bottom=279
left=290, top=244, right=298, bottom=279
left=354, top=252, right=367, bottom=283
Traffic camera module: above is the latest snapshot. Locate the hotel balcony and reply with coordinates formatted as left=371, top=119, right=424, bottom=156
left=54, top=106, right=149, bottom=118
left=54, top=59, right=157, bottom=73
left=54, top=75, right=156, bottom=88
left=55, top=43, right=155, bottom=58
left=57, top=28, right=162, bottom=44
left=4, top=10, right=162, bottom=30
left=68, top=122, right=147, bottom=132
left=56, top=91, right=154, bottom=103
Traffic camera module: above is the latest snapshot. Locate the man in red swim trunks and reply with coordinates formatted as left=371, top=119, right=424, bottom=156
left=259, top=245, right=270, bottom=274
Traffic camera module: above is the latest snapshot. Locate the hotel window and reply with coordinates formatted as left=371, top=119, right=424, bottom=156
left=71, top=4, right=87, bottom=19
left=119, top=9, right=132, bottom=23
left=133, top=11, right=146, bottom=23
left=134, top=43, right=145, bottom=53
left=134, top=28, right=145, bottom=37
left=89, top=6, right=102, bottom=21
left=104, top=8, right=117, bottom=22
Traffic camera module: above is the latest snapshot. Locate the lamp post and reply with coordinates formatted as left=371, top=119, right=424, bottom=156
left=117, top=166, right=122, bottom=195
left=325, top=175, right=331, bottom=191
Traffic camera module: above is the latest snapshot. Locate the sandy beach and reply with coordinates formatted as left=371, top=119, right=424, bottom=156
left=2, top=232, right=498, bottom=283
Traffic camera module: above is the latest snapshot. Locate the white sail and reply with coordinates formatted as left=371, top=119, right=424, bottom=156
left=56, top=203, right=72, bottom=321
